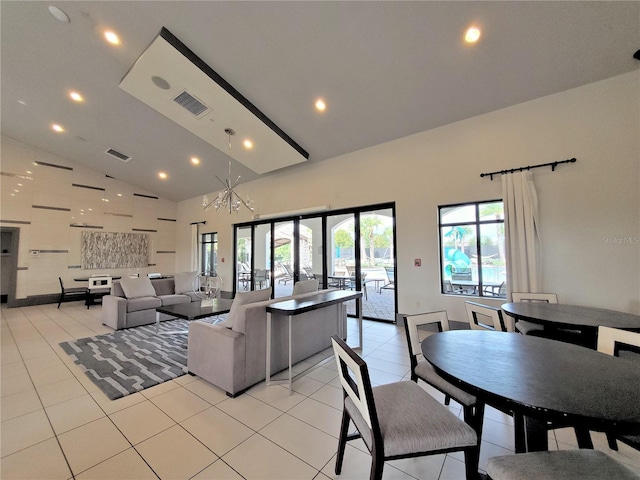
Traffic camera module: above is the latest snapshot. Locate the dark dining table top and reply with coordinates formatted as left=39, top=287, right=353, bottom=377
left=501, top=302, right=640, bottom=331
left=421, top=330, right=640, bottom=433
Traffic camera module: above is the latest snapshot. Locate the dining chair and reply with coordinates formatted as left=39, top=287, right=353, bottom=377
left=511, top=292, right=558, bottom=335
left=378, top=266, right=395, bottom=293
left=597, top=326, right=640, bottom=452
left=57, top=277, right=88, bottom=308
left=86, top=276, right=112, bottom=308
left=486, top=449, right=639, bottom=480
left=465, top=301, right=510, bottom=332
left=330, top=335, right=479, bottom=480
left=253, top=269, right=269, bottom=289
left=403, top=312, right=485, bottom=446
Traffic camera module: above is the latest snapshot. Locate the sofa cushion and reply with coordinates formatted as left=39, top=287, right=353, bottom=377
left=174, top=271, right=198, bottom=294
left=159, top=294, right=192, bottom=306
left=220, top=288, right=272, bottom=329
left=151, top=278, right=175, bottom=296
left=126, top=296, right=162, bottom=313
left=120, top=276, right=156, bottom=299
left=292, top=279, right=319, bottom=295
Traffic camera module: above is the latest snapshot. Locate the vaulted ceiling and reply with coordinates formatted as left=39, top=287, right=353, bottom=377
left=2, top=1, right=638, bottom=202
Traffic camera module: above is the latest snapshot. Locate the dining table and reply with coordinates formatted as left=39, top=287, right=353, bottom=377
left=421, top=330, right=640, bottom=453
left=502, top=302, right=640, bottom=349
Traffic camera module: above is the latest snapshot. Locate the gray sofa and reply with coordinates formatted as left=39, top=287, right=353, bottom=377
left=187, top=289, right=346, bottom=397
left=102, top=274, right=199, bottom=330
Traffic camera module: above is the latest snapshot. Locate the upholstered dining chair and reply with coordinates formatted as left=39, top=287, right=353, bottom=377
left=486, top=449, right=639, bottom=480
left=511, top=292, right=558, bottom=335
left=597, top=326, right=640, bottom=452
left=465, top=301, right=510, bottom=332
left=403, top=312, right=485, bottom=446
left=57, top=277, right=88, bottom=308
left=331, top=335, right=480, bottom=480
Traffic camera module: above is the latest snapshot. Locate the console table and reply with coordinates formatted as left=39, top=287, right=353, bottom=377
left=265, top=290, right=363, bottom=393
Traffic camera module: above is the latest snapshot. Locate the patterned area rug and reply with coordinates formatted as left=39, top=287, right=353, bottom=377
left=60, top=319, right=195, bottom=400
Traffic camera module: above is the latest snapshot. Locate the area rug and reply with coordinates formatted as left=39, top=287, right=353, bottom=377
left=60, top=319, right=194, bottom=400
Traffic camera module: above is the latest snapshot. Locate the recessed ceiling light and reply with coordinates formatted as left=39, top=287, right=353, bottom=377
left=315, top=99, right=326, bottom=112
left=104, top=30, right=120, bottom=45
left=52, top=124, right=64, bottom=132
left=158, top=172, right=168, bottom=179
left=17, top=100, right=26, bottom=106
left=465, top=26, right=481, bottom=44
left=243, top=139, right=253, bottom=150
left=117, top=193, right=122, bottom=197
left=69, top=91, right=84, bottom=102
left=190, top=157, right=200, bottom=165
left=48, top=5, right=70, bottom=23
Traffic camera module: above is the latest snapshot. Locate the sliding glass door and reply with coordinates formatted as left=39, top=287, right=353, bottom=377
left=233, top=203, right=396, bottom=322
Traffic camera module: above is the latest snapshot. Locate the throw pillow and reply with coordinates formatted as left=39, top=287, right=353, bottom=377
left=220, top=288, right=272, bottom=329
left=119, top=276, right=156, bottom=299
left=174, top=271, right=198, bottom=294
left=292, top=279, right=319, bottom=295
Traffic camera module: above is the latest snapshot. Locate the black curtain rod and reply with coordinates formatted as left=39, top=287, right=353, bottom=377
left=189, top=221, right=206, bottom=225
left=480, top=158, right=577, bottom=181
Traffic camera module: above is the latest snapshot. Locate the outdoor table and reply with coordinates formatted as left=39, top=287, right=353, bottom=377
left=421, top=330, right=640, bottom=453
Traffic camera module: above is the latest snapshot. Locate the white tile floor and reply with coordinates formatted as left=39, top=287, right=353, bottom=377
left=2, top=302, right=639, bottom=479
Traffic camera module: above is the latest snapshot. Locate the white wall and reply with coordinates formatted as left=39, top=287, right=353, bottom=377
left=0, top=136, right=178, bottom=300
left=179, top=71, right=639, bottom=320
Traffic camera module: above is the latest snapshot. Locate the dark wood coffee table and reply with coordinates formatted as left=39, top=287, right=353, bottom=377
left=421, top=330, right=640, bottom=452
left=156, top=299, right=233, bottom=333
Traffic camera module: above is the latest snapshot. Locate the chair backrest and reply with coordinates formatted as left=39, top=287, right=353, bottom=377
left=597, top=326, right=640, bottom=358
left=331, top=335, right=378, bottom=431
left=59, top=276, right=65, bottom=290
left=403, top=311, right=450, bottom=368
left=292, top=278, right=319, bottom=295
left=88, top=276, right=112, bottom=290
left=254, top=269, right=268, bottom=281
left=511, top=292, right=558, bottom=304
left=465, top=301, right=507, bottom=331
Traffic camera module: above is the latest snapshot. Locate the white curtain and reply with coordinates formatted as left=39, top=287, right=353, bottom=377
left=501, top=171, right=541, bottom=299
left=190, top=224, right=200, bottom=272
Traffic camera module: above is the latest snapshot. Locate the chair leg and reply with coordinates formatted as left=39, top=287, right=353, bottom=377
left=574, top=427, right=594, bottom=449
left=463, top=446, right=480, bottom=480
left=369, top=440, right=385, bottom=480
left=444, top=394, right=451, bottom=406
left=464, top=402, right=485, bottom=447
left=606, top=432, right=619, bottom=451
left=335, top=409, right=350, bottom=475
left=57, top=294, right=63, bottom=308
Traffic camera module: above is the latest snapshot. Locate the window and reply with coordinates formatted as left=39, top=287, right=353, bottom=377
left=439, top=201, right=506, bottom=297
left=201, top=232, right=218, bottom=274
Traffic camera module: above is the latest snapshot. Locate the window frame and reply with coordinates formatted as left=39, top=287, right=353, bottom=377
left=201, top=232, right=218, bottom=275
left=438, top=200, right=506, bottom=297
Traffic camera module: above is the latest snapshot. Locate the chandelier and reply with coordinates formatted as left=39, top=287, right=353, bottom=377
left=202, top=128, right=255, bottom=214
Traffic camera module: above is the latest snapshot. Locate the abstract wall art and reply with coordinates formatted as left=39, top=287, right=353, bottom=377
left=81, top=232, right=148, bottom=269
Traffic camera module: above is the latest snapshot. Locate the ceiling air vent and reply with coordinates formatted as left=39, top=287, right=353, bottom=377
left=173, top=90, right=209, bottom=117
left=105, top=148, right=132, bottom=162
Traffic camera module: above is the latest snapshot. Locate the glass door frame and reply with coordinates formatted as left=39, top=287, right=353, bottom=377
left=233, top=202, right=396, bottom=322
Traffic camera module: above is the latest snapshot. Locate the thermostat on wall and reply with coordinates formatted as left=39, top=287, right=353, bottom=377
left=30, top=250, right=39, bottom=256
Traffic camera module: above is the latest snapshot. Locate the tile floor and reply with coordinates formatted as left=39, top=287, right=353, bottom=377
left=2, top=302, right=639, bottom=479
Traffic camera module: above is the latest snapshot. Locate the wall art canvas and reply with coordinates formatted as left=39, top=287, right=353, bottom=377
left=82, top=232, right=148, bottom=269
